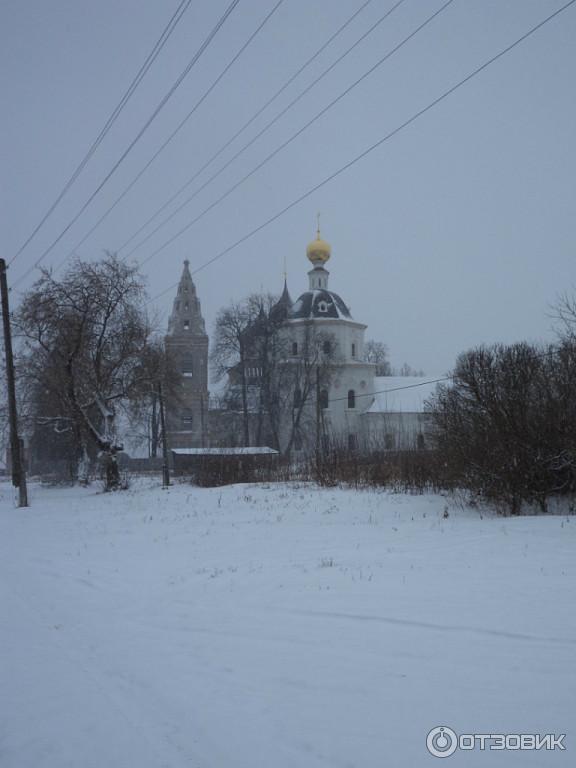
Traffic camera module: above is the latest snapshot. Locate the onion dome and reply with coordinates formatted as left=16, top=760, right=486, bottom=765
left=306, top=222, right=331, bottom=265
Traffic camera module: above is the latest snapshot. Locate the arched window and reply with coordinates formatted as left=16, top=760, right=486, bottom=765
left=292, top=341, right=298, bottom=356
left=351, top=343, right=356, bottom=358
left=322, top=340, right=331, bottom=354
left=293, top=387, right=302, bottom=408
left=347, top=389, right=356, bottom=409
left=319, top=389, right=329, bottom=410
left=183, top=320, right=190, bottom=330
left=181, top=355, right=193, bottom=377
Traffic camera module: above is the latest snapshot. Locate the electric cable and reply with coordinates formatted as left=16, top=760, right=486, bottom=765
left=145, top=0, right=575, bottom=306
left=136, top=0, right=452, bottom=264
left=52, top=0, right=286, bottom=275
left=11, top=0, right=240, bottom=288
left=116, top=0, right=380, bottom=254
left=9, top=0, right=193, bottom=266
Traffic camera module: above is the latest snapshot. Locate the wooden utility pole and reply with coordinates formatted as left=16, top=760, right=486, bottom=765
left=315, top=367, right=321, bottom=475
left=157, top=381, right=170, bottom=487
left=0, top=258, right=28, bottom=506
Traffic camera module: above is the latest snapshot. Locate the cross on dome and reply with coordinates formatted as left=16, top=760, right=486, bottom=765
left=306, top=214, right=331, bottom=265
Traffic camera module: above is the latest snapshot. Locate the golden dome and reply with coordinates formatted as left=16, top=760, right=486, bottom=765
left=306, top=221, right=331, bottom=264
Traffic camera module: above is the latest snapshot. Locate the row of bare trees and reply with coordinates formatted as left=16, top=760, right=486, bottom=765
left=427, top=342, right=576, bottom=512
left=210, top=294, right=341, bottom=454
left=424, top=295, right=576, bottom=515
left=13, top=254, right=179, bottom=488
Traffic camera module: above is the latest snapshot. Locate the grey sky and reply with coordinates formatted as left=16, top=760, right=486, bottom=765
left=2, top=0, right=575, bottom=375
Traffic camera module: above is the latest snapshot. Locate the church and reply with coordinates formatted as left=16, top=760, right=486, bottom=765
left=164, top=228, right=434, bottom=455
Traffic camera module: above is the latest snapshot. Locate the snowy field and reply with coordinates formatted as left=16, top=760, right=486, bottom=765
left=0, top=478, right=574, bottom=767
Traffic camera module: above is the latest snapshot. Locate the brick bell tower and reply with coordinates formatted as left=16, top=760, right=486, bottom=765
left=164, top=260, right=209, bottom=448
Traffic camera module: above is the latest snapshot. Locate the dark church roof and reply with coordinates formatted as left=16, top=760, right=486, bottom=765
left=270, top=279, right=293, bottom=322
left=289, top=289, right=352, bottom=320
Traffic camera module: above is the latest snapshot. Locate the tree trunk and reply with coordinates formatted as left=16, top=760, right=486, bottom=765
left=150, top=393, right=159, bottom=458
left=240, top=348, right=249, bottom=447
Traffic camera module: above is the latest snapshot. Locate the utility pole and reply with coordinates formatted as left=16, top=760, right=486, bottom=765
left=315, top=367, right=321, bottom=476
left=0, top=258, right=28, bottom=507
left=157, top=381, right=170, bottom=487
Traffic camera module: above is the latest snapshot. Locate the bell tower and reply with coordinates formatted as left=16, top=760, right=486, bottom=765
left=164, top=260, right=209, bottom=448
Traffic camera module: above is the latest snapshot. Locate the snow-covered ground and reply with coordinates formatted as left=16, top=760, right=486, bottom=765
left=0, top=479, right=574, bottom=767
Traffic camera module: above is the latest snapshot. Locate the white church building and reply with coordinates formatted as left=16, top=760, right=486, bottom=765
left=165, top=228, right=436, bottom=454
left=278, top=227, right=434, bottom=452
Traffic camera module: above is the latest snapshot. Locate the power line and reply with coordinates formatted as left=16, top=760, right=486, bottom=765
left=117, top=0, right=378, bottom=254
left=340, top=346, right=569, bottom=406
left=288, top=344, right=567, bottom=409
left=127, top=0, right=410, bottom=260
left=146, top=0, right=575, bottom=306
left=9, top=0, right=193, bottom=267
left=136, top=0, right=451, bottom=265
left=329, top=376, right=452, bottom=404
left=52, top=0, right=286, bottom=275
left=11, top=0, right=241, bottom=289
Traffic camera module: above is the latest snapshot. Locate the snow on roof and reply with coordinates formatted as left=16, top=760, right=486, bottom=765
left=172, top=447, right=279, bottom=456
left=289, top=289, right=352, bottom=320
left=367, top=377, right=442, bottom=414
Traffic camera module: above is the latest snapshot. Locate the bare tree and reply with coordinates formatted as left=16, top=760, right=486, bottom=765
left=551, top=291, right=576, bottom=341
left=211, top=293, right=342, bottom=455
left=125, top=340, right=182, bottom=458
left=15, top=254, right=151, bottom=488
left=363, top=340, right=391, bottom=376
left=397, top=362, right=425, bottom=377
left=210, top=300, right=254, bottom=446
left=428, top=341, right=576, bottom=513
left=276, top=324, right=341, bottom=456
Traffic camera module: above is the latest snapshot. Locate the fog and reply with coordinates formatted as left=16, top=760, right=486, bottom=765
left=2, top=0, right=574, bottom=375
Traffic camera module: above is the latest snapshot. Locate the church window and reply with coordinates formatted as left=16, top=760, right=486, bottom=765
left=292, top=341, right=298, bottom=356
left=348, top=433, right=357, bottom=451
left=351, top=343, right=356, bottom=358
left=293, top=387, right=302, bottom=408
left=319, top=389, right=329, bottom=410
left=384, top=432, right=395, bottom=450
left=183, top=320, right=190, bottom=330
left=322, top=340, right=331, bottom=354
left=318, top=301, right=328, bottom=313
left=347, top=389, right=356, bottom=409
left=181, top=355, right=193, bottom=377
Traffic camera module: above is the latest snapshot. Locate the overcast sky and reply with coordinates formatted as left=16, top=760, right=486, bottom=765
left=2, top=0, right=575, bottom=376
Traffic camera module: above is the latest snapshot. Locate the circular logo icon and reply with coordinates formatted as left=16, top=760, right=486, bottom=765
left=427, top=726, right=458, bottom=758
